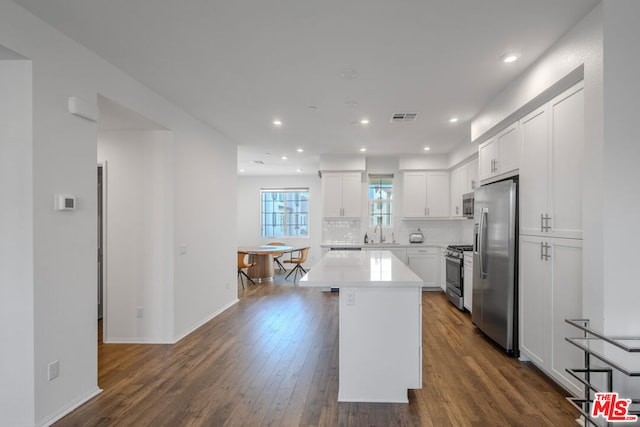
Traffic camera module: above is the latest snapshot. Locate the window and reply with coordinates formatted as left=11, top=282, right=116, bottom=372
left=369, top=175, right=393, bottom=227
left=260, top=188, right=309, bottom=238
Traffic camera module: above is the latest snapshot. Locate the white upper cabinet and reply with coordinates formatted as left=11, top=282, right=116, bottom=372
left=520, top=82, right=584, bottom=239
left=466, top=160, right=479, bottom=192
left=426, top=171, right=450, bottom=218
left=403, top=171, right=428, bottom=218
left=403, top=171, right=450, bottom=218
left=450, top=159, right=478, bottom=217
left=322, top=172, right=362, bottom=219
left=450, top=166, right=466, bottom=217
left=479, top=122, right=521, bottom=183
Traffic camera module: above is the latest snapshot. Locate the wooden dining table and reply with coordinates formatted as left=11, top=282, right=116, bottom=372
left=237, top=245, right=294, bottom=282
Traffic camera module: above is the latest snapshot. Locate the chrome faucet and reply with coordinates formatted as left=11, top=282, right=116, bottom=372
left=374, top=224, right=385, bottom=243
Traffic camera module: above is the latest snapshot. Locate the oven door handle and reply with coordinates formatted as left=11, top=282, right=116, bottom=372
left=445, top=255, right=463, bottom=264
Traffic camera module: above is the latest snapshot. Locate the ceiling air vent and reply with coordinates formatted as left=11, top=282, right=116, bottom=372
left=252, top=160, right=264, bottom=165
left=391, top=112, right=419, bottom=122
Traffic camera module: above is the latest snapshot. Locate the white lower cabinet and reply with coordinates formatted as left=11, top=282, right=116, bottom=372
left=463, top=252, right=473, bottom=312
left=388, top=248, right=407, bottom=265
left=519, top=235, right=583, bottom=396
left=407, top=247, right=439, bottom=289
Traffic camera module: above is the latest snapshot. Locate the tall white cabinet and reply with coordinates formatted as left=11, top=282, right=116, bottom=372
left=520, top=84, right=585, bottom=239
left=518, top=81, right=584, bottom=396
left=322, top=172, right=362, bottom=219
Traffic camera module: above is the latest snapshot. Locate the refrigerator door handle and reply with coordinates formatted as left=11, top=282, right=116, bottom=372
left=479, top=207, right=488, bottom=278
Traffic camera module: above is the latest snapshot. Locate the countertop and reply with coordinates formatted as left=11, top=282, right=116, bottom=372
left=320, top=242, right=451, bottom=249
left=299, top=249, right=423, bottom=288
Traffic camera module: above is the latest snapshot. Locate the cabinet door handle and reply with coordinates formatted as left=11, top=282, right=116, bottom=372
left=427, top=207, right=430, bottom=216
left=541, top=214, right=551, bottom=231
left=456, top=206, right=459, bottom=215
left=540, top=242, right=551, bottom=261
left=545, top=214, right=551, bottom=231
left=424, top=207, right=427, bottom=216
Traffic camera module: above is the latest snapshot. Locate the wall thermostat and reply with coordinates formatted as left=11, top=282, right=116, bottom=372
left=55, top=195, right=76, bottom=211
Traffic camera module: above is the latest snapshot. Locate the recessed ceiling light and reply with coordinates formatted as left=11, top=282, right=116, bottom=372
left=296, top=168, right=302, bottom=173
left=340, top=68, right=358, bottom=80
left=424, top=147, right=431, bottom=151
left=273, top=119, right=282, bottom=126
left=239, top=169, right=245, bottom=173
left=281, top=155, right=288, bottom=160
left=449, top=117, right=459, bottom=123
left=360, top=119, right=370, bottom=125
left=296, top=148, right=304, bottom=153
left=344, top=100, right=359, bottom=109
left=501, top=53, right=520, bottom=63
left=360, top=148, right=367, bottom=152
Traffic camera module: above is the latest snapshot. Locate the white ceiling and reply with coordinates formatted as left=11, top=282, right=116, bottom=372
left=14, top=0, right=600, bottom=175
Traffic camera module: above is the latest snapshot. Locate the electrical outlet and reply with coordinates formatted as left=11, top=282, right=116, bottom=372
left=346, top=289, right=355, bottom=306
left=48, top=360, right=59, bottom=381
left=136, top=306, right=144, bottom=318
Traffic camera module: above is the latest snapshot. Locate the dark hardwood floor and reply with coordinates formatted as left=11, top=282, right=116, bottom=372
left=56, top=273, right=579, bottom=426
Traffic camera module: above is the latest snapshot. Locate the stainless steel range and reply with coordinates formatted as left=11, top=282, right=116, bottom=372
left=445, top=244, right=473, bottom=310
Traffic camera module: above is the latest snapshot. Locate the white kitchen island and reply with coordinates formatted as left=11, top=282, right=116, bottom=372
left=299, top=250, right=423, bottom=403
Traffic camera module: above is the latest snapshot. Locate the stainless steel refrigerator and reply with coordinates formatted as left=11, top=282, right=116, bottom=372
left=472, top=178, right=518, bottom=354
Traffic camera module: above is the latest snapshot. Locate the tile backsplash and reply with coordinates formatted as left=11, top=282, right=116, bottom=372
left=323, top=218, right=475, bottom=245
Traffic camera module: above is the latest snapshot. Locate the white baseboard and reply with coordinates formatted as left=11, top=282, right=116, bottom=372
left=38, top=386, right=102, bottom=427
left=173, top=298, right=239, bottom=343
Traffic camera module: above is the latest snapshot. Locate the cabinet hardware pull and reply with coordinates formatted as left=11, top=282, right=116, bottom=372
left=456, top=206, right=459, bottom=215
left=544, top=242, right=551, bottom=260
left=540, top=241, right=545, bottom=260
left=540, top=213, right=551, bottom=231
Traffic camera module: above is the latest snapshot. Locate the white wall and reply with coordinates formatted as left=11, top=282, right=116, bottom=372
left=0, top=58, right=35, bottom=427
left=98, top=131, right=174, bottom=343
left=173, top=130, right=238, bottom=340
left=601, top=0, right=640, bottom=336
left=0, top=1, right=238, bottom=424
left=237, top=174, right=323, bottom=267
left=472, top=4, right=604, bottom=330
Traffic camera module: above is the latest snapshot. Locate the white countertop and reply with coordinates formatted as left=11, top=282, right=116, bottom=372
left=319, top=242, right=452, bottom=249
left=299, top=250, right=423, bottom=288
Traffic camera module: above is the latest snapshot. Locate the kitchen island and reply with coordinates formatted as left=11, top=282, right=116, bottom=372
left=299, top=250, right=423, bottom=403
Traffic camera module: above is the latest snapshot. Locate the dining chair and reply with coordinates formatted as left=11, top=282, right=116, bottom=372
left=284, top=247, right=310, bottom=283
left=237, top=251, right=256, bottom=289
left=266, top=241, right=287, bottom=272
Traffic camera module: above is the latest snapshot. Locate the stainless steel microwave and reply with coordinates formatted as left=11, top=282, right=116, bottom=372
left=462, top=192, right=474, bottom=218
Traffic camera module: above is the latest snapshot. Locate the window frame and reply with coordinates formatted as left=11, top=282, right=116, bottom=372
left=368, top=175, right=393, bottom=228
left=259, top=187, right=309, bottom=238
